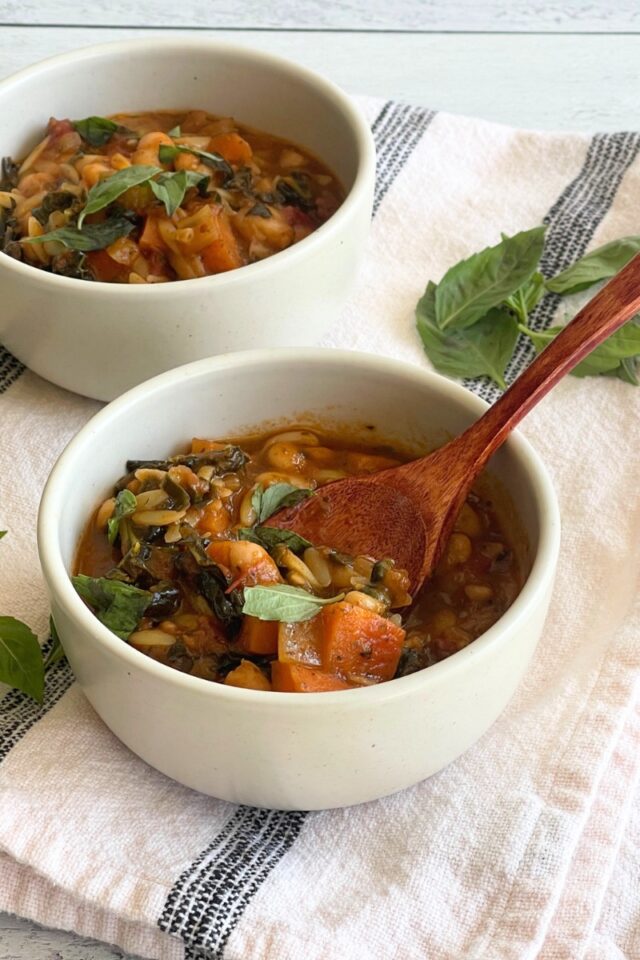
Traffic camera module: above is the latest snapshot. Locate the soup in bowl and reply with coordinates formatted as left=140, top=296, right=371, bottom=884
left=0, top=39, right=374, bottom=399
left=38, top=350, right=560, bottom=809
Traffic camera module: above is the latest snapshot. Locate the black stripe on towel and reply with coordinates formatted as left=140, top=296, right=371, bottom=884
left=467, top=130, right=640, bottom=404
left=372, top=100, right=436, bottom=215
left=0, top=346, right=25, bottom=395
left=159, top=808, right=305, bottom=960
left=0, top=636, right=74, bottom=763
left=157, top=99, right=436, bottom=960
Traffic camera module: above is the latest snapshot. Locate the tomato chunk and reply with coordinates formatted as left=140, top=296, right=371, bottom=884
left=208, top=132, right=253, bottom=165
left=271, top=661, right=349, bottom=693
left=320, top=602, right=405, bottom=681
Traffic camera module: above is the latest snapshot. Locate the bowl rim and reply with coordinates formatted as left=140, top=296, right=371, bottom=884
left=0, top=36, right=375, bottom=297
left=38, top=348, right=561, bottom=709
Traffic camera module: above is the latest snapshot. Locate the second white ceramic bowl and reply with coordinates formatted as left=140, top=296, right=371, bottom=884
left=0, top=40, right=374, bottom=400
left=38, top=350, right=560, bottom=809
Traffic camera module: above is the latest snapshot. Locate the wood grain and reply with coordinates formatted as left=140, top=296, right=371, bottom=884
left=0, top=0, right=639, bottom=31
left=0, top=27, right=639, bottom=130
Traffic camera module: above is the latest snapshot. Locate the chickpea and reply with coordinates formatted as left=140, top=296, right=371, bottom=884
left=454, top=503, right=483, bottom=538
left=464, top=584, right=494, bottom=602
left=442, top=533, right=472, bottom=569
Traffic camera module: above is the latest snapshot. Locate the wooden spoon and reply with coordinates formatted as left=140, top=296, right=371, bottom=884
left=271, top=255, right=640, bottom=594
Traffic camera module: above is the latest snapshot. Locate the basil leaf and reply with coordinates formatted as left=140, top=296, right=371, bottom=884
left=158, top=143, right=233, bottom=181
left=24, top=215, right=135, bottom=252
left=435, top=226, right=546, bottom=331
left=519, top=320, right=640, bottom=380
left=167, top=124, right=181, bottom=137
left=610, top=356, right=639, bottom=385
left=251, top=483, right=313, bottom=523
left=78, top=165, right=160, bottom=226
left=504, top=271, right=546, bottom=324
left=0, top=530, right=6, bottom=540
left=546, top=237, right=640, bottom=295
left=72, top=574, right=151, bottom=639
left=107, top=489, right=137, bottom=545
left=242, top=584, right=344, bottom=622
left=238, top=526, right=312, bottom=554
left=44, top=615, right=66, bottom=669
left=416, top=281, right=518, bottom=388
left=0, top=616, right=44, bottom=702
left=73, top=116, right=133, bottom=147
left=149, top=170, right=209, bottom=216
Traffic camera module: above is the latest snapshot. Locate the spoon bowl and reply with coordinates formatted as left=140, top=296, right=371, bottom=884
left=274, top=254, right=640, bottom=594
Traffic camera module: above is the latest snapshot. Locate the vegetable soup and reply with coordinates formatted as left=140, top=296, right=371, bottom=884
left=74, top=427, right=523, bottom=693
left=0, top=111, right=344, bottom=282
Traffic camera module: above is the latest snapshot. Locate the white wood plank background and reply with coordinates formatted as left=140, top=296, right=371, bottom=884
left=1, top=26, right=640, bottom=130
left=0, top=3, right=639, bottom=959
left=1, top=0, right=639, bottom=31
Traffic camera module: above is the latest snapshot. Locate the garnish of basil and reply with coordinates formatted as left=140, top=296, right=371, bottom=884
left=167, top=124, right=181, bottom=138
left=415, top=226, right=640, bottom=388
left=519, top=320, right=640, bottom=382
left=149, top=170, right=209, bottom=217
left=0, top=615, right=45, bottom=702
left=238, top=525, right=312, bottom=555
left=72, top=574, right=151, bottom=639
left=107, top=489, right=137, bottom=545
left=44, top=616, right=66, bottom=669
left=78, top=164, right=161, bottom=227
left=546, top=237, right=640, bottom=295
left=417, top=283, right=518, bottom=389
left=242, top=584, right=344, bottom=622
left=24, top=215, right=135, bottom=252
left=158, top=143, right=233, bottom=181
left=72, top=116, right=134, bottom=148
left=435, top=226, right=547, bottom=331
left=251, top=483, right=313, bottom=524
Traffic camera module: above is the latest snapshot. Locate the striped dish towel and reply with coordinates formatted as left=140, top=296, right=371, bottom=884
left=1, top=96, right=639, bottom=960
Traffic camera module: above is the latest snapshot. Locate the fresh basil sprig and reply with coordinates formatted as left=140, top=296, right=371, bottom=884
left=238, top=525, right=312, bottom=555
left=416, top=230, right=640, bottom=387
left=251, top=483, right=313, bottom=524
left=72, top=116, right=134, bottom=147
left=519, top=320, right=640, bottom=383
left=435, top=227, right=546, bottom=330
left=546, top=236, right=640, bottom=295
left=158, top=143, right=233, bottom=181
left=0, top=615, right=44, bottom=702
left=149, top=170, right=209, bottom=217
left=24, top=215, right=135, bottom=252
left=242, top=584, right=344, bottom=622
left=416, top=282, right=519, bottom=389
left=78, top=165, right=161, bottom=226
left=72, top=575, right=151, bottom=639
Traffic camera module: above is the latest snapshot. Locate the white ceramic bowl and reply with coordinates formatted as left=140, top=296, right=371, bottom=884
left=0, top=40, right=374, bottom=401
left=38, top=350, right=560, bottom=810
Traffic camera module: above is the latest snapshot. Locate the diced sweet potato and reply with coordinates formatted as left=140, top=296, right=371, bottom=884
left=320, top=602, right=405, bottom=681
left=200, top=210, right=244, bottom=274
left=239, top=616, right=279, bottom=656
left=271, top=661, right=349, bottom=693
left=208, top=132, right=253, bottom=165
left=139, top=214, right=165, bottom=253
left=224, top=659, right=271, bottom=691
left=277, top=618, right=322, bottom=665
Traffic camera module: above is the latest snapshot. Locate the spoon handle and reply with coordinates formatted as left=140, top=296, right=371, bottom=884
left=454, top=252, right=640, bottom=469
